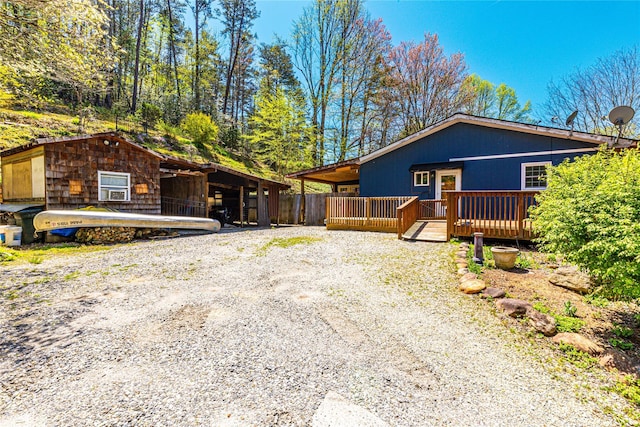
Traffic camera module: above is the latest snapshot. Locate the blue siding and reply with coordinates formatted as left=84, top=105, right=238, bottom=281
left=360, top=123, right=597, bottom=197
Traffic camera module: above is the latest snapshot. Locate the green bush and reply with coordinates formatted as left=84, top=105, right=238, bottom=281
left=531, top=149, right=640, bottom=300
left=181, top=112, right=219, bottom=150
left=137, top=102, right=162, bottom=132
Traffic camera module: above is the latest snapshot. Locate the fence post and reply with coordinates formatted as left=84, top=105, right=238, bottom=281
left=517, top=192, right=525, bottom=238
left=446, top=192, right=455, bottom=241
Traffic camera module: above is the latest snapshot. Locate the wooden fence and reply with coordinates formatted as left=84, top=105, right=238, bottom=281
left=161, top=196, right=207, bottom=217
left=279, top=193, right=357, bottom=225
left=326, top=196, right=412, bottom=232
left=446, top=191, right=538, bottom=240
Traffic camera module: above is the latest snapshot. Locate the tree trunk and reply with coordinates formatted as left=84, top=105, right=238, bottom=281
left=131, top=0, right=145, bottom=113
left=194, top=3, right=201, bottom=110
left=166, top=0, right=181, bottom=100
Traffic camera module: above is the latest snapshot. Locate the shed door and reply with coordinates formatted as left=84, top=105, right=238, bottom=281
left=435, top=169, right=461, bottom=200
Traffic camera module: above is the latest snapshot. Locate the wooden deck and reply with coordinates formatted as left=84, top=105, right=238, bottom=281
left=326, top=192, right=539, bottom=242
left=401, top=220, right=447, bottom=242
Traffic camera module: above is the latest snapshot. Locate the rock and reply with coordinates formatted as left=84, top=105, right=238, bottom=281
left=456, top=261, right=468, bottom=269
left=527, top=309, right=557, bottom=336
left=460, top=273, right=477, bottom=283
left=549, top=266, right=591, bottom=294
left=480, top=287, right=506, bottom=299
left=598, top=353, right=615, bottom=369
left=598, top=350, right=640, bottom=374
left=457, top=268, right=469, bottom=275
left=495, top=298, right=532, bottom=318
left=552, top=333, right=604, bottom=355
left=459, top=279, right=486, bottom=294
left=456, top=251, right=467, bottom=258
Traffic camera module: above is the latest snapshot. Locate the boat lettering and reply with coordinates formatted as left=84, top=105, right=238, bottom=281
left=69, top=221, right=82, bottom=225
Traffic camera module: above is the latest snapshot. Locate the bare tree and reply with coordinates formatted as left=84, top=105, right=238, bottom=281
left=387, top=33, right=468, bottom=137
left=545, top=46, right=640, bottom=137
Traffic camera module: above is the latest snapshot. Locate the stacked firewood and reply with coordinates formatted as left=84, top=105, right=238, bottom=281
left=74, top=227, right=178, bottom=244
left=75, top=227, right=137, bottom=244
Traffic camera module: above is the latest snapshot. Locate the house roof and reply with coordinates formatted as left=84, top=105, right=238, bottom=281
left=360, top=113, right=639, bottom=164
left=285, top=159, right=360, bottom=184
left=0, top=132, right=290, bottom=190
left=161, top=155, right=290, bottom=189
left=0, top=132, right=163, bottom=159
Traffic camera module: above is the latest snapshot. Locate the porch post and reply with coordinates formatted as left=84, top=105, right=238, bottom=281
left=300, top=178, right=306, bottom=225
left=239, top=185, right=244, bottom=228
left=257, top=181, right=269, bottom=227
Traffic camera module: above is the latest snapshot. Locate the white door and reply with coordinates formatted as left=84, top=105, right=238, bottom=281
left=435, top=169, right=462, bottom=200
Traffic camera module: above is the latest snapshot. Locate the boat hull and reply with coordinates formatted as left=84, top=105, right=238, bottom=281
left=33, top=210, right=221, bottom=233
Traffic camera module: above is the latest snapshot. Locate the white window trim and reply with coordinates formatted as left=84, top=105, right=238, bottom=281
left=413, top=171, right=430, bottom=187
left=521, top=161, right=551, bottom=190
left=98, top=170, right=131, bottom=202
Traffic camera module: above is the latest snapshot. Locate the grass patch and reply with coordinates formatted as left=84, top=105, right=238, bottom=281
left=533, top=302, right=586, bottom=333
left=256, top=236, right=322, bottom=256
left=609, top=338, right=634, bottom=351
left=3, top=290, right=19, bottom=300
left=0, top=243, right=111, bottom=265
left=63, top=271, right=81, bottom=281
left=610, top=375, right=640, bottom=406
left=558, top=343, right=599, bottom=369
left=584, top=294, right=610, bottom=308
left=612, top=325, right=634, bottom=339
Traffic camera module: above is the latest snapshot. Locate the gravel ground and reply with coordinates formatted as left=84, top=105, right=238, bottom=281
left=0, top=226, right=631, bottom=426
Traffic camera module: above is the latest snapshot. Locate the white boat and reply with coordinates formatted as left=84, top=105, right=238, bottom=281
left=33, top=210, right=221, bottom=233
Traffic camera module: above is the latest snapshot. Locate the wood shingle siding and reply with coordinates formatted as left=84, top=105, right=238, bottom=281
left=39, top=135, right=161, bottom=214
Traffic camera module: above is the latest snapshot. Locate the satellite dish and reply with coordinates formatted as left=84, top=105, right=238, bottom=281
left=608, top=105, right=635, bottom=146
left=565, top=109, right=578, bottom=127
left=608, top=105, right=635, bottom=126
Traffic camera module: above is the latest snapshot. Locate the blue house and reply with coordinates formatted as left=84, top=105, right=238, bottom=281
left=288, top=114, right=635, bottom=240
left=358, top=113, right=616, bottom=199
left=290, top=114, right=623, bottom=198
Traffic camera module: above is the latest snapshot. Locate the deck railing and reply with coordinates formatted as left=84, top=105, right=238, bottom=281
left=326, top=196, right=413, bottom=232
left=161, top=196, right=207, bottom=218
left=396, top=197, right=419, bottom=239
left=446, top=191, right=538, bottom=240
left=419, top=199, right=447, bottom=219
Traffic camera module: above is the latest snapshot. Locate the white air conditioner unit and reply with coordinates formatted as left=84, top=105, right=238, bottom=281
left=108, top=190, right=127, bottom=201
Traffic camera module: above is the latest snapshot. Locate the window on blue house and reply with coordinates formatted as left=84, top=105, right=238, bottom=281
left=414, top=171, right=429, bottom=186
left=521, top=162, right=551, bottom=190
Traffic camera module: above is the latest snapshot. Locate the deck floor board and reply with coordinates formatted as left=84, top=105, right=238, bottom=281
left=402, top=220, right=447, bottom=242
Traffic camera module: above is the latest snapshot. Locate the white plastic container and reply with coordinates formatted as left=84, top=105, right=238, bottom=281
left=5, top=226, right=22, bottom=246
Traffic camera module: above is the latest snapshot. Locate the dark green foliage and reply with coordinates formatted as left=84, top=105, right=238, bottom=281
left=563, top=301, right=577, bottom=317
left=137, top=103, right=162, bottom=133
left=531, top=149, right=640, bottom=300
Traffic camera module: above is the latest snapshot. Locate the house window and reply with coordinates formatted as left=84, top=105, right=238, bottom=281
left=521, top=162, right=551, bottom=190
left=98, top=171, right=130, bottom=201
left=414, top=171, right=430, bottom=186
left=337, top=185, right=359, bottom=194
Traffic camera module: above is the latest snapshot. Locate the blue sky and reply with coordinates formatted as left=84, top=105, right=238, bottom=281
left=253, top=0, right=640, bottom=121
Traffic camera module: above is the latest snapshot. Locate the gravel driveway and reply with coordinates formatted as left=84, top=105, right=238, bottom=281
left=0, top=226, right=629, bottom=426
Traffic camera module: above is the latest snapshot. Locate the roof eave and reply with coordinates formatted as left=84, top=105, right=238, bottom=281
left=360, top=113, right=636, bottom=164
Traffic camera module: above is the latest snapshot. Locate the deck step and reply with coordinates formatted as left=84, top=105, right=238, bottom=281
left=402, top=220, right=447, bottom=242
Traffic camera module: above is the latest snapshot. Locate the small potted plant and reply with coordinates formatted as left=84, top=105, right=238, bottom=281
left=491, top=246, right=519, bottom=270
